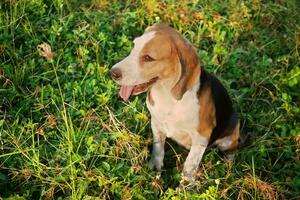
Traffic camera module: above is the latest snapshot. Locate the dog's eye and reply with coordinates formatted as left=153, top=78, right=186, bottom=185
left=142, top=55, right=155, bottom=62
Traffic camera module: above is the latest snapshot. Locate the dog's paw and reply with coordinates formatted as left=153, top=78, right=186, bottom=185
left=180, top=174, right=195, bottom=184
left=225, top=153, right=235, bottom=161
left=177, top=180, right=197, bottom=191
left=148, top=157, right=163, bottom=171
left=176, top=174, right=198, bottom=191
left=148, top=160, right=162, bottom=180
left=181, top=171, right=196, bottom=181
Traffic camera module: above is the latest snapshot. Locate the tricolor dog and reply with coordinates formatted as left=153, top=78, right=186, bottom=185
left=110, top=24, right=240, bottom=183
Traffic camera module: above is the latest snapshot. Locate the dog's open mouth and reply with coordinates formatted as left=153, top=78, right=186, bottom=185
left=119, top=77, right=158, bottom=101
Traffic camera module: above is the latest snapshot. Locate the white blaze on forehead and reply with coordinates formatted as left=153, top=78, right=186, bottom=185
left=131, top=31, right=156, bottom=55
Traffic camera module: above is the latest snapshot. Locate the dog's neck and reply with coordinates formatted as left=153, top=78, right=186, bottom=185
left=150, top=73, right=200, bottom=103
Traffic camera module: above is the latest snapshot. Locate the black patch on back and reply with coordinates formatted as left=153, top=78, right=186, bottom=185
left=198, top=69, right=238, bottom=145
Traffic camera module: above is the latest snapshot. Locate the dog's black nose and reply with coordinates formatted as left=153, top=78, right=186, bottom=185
left=109, top=68, right=122, bottom=81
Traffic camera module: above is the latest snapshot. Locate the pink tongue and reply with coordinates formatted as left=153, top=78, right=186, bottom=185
left=119, top=85, right=135, bottom=101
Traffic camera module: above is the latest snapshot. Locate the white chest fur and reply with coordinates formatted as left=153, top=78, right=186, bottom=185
left=146, top=81, right=200, bottom=149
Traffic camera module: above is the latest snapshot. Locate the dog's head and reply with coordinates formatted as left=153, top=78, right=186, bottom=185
left=110, top=24, right=200, bottom=101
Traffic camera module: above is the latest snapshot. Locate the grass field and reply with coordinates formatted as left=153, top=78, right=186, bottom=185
left=0, top=0, right=300, bottom=199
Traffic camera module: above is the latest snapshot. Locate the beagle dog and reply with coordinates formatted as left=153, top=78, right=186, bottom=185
left=110, top=24, right=240, bottom=183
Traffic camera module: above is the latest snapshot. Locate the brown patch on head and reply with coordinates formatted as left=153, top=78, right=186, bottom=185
left=145, top=24, right=170, bottom=33
left=197, top=84, right=216, bottom=139
left=139, top=24, right=201, bottom=100
left=138, top=33, right=175, bottom=81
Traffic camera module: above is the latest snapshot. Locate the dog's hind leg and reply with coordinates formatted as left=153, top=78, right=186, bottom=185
left=215, top=121, right=240, bottom=161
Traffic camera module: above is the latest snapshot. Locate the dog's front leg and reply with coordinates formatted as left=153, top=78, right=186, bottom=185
left=149, top=120, right=166, bottom=176
left=182, top=135, right=208, bottom=182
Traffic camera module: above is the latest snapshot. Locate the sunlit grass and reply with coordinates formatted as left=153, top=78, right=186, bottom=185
left=0, top=0, right=299, bottom=199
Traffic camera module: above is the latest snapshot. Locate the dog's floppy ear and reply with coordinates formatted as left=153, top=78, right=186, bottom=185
left=171, top=36, right=200, bottom=100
